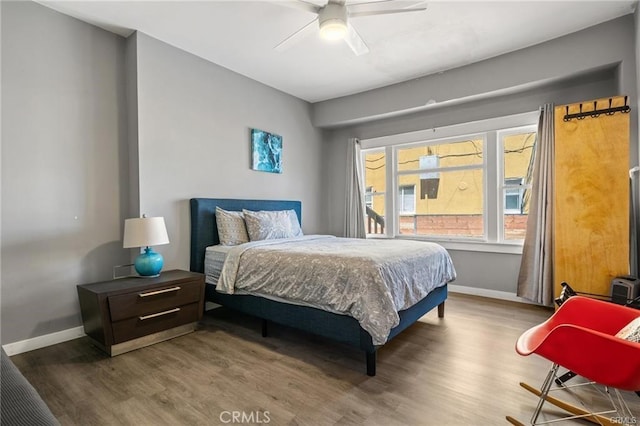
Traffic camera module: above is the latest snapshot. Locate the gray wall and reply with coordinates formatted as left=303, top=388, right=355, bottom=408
left=125, top=33, right=140, bottom=222
left=0, top=4, right=325, bottom=346
left=132, top=33, right=325, bottom=271
left=1, top=1, right=129, bottom=344
left=320, top=15, right=636, bottom=294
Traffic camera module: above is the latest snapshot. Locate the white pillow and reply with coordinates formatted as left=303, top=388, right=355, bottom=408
left=242, top=209, right=303, bottom=241
left=215, top=207, right=249, bottom=246
left=615, top=316, right=640, bottom=343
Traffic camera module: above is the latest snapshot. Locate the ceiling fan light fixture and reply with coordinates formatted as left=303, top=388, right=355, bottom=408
left=318, top=3, right=348, bottom=41
left=320, top=19, right=347, bottom=41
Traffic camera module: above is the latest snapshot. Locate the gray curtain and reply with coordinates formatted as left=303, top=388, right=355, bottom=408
left=344, top=137, right=366, bottom=238
left=517, top=104, right=555, bottom=306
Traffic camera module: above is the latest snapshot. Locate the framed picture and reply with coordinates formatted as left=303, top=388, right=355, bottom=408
left=251, top=128, right=282, bottom=174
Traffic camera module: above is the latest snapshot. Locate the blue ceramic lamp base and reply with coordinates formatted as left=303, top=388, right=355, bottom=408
left=134, top=247, right=164, bottom=277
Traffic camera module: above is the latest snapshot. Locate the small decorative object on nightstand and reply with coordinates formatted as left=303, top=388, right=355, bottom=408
left=123, top=215, right=169, bottom=277
left=77, top=270, right=205, bottom=356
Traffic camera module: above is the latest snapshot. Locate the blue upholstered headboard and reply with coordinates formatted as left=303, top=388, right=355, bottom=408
left=189, top=198, right=302, bottom=273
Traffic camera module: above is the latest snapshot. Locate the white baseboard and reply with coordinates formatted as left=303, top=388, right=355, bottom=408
left=2, top=326, right=86, bottom=356
left=448, top=284, right=535, bottom=304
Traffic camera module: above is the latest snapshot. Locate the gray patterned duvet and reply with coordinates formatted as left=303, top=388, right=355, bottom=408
left=214, top=235, right=456, bottom=345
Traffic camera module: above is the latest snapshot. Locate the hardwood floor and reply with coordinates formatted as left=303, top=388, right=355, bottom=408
left=9, top=294, right=640, bottom=425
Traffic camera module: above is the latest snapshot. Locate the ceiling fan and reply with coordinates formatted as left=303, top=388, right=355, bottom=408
left=274, top=0, right=428, bottom=56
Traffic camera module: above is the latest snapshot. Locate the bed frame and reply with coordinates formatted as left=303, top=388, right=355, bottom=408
left=189, top=198, right=447, bottom=376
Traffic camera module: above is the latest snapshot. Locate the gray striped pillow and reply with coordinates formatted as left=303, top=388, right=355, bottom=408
left=215, top=207, right=249, bottom=246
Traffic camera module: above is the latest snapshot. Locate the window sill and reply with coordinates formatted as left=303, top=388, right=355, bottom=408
left=389, top=235, right=524, bottom=254
left=435, top=240, right=523, bottom=254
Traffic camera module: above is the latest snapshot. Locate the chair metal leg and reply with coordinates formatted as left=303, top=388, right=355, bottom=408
left=610, top=388, right=636, bottom=424
left=531, top=363, right=560, bottom=425
left=521, top=376, right=631, bottom=425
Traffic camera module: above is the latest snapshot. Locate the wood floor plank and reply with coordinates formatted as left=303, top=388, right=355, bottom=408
left=8, top=293, right=640, bottom=425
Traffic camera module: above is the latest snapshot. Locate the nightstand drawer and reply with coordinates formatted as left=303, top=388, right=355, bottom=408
left=111, top=301, right=200, bottom=344
left=108, top=279, right=202, bottom=322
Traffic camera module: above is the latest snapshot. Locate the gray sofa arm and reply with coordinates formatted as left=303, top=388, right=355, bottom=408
left=1, top=348, right=59, bottom=425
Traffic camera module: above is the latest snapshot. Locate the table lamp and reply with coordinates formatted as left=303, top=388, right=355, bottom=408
left=123, top=215, right=170, bottom=277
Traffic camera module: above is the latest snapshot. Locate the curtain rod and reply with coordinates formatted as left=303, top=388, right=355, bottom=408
left=563, top=96, right=630, bottom=122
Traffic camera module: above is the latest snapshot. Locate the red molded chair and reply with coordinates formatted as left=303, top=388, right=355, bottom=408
left=510, top=296, right=640, bottom=425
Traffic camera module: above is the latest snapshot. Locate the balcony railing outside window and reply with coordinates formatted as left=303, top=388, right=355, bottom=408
left=366, top=206, right=385, bottom=235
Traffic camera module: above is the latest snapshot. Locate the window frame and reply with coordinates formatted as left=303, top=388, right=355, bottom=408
left=498, top=125, right=537, bottom=242
left=362, top=148, right=388, bottom=238
left=393, top=133, right=487, bottom=240
left=359, top=112, right=538, bottom=252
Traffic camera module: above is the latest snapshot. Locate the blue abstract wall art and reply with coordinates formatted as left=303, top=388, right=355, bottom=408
left=251, top=128, right=282, bottom=174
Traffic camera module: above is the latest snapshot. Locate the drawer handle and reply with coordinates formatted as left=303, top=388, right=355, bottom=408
left=138, top=286, right=181, bottom=298
left=139, top=307, right=180, bottom=321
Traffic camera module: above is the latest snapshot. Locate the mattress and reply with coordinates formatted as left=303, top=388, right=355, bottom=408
left=204, top=245, right=232, bottom=284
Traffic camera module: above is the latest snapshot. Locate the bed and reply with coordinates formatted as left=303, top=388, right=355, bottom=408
left=190, top=198, right=455, bottom=376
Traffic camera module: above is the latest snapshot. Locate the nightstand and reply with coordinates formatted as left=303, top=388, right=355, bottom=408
left=77, top=270, right=205, bottom=356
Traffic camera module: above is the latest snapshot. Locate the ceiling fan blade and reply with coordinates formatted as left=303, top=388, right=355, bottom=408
left=348, top=1, right=427, bottom=15
left=275, top=17, right=319, bottom=52
left=349, top=7, right=426, bottom=18
left=274, top=0, right=323, bottom=14
left=344, top=23, right=369, bottom=56
left=347, top=0, right=426, bottom=8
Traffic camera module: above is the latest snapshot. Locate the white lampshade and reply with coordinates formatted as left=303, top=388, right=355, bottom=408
left=123, top=217, right=169, bottom=248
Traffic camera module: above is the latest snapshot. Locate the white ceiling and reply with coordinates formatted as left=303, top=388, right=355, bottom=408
left=38, top=0, right=637, bottom=103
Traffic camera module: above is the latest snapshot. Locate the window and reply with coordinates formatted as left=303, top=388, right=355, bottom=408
left=360, top=115, right=537, bottom=246
left=501, top=129, right=536, bottom=240
left=504, top=178, right=524, bottom=213
left=398, top=185, right=415, bottom=214
left=395, top=138, right=484, bottom=238
left=363, top=150, right=386, bottom=235
left=365, top=186, right=373, bottom=209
